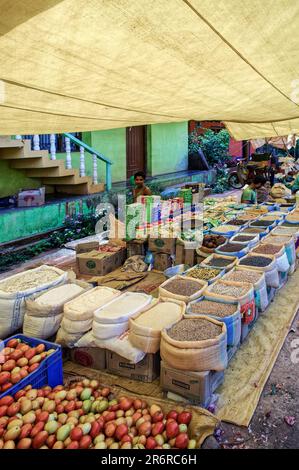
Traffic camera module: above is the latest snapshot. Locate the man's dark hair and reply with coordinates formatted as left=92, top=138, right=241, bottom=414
left=134, top=171, right=146, bottom=180
left=253, top=175, right=267, bottom=185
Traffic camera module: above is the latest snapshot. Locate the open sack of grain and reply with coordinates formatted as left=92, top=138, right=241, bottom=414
left=223, top=267, right=268, bottom=312
left=263, top=234, right=296, bottom=271
left=129, top=297, right=185, bottom=353
left=23, top=279, right=92, bottom=339
left=92, top=292, right=152, bottom=340
left=159, top=275, right=207, bottom=303
left=201, top=254, right=238, bottom=272
left=204, top=279, right=255, bottom=325
left=238, top=253, right=279, bottom=288
left=0, top=265, right=68, bottom=339
left=186, top=297, right=241, bottom=347
left=160, top=315, right=227, bottom=372
left=55, top=286, right=121, bottom=347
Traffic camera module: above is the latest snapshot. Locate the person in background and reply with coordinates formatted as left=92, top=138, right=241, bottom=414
left=241, top=175, right=265, bottom=204
left=133, top=171, right=152, bottom=202
left=256, top=178, right=272, bottom=203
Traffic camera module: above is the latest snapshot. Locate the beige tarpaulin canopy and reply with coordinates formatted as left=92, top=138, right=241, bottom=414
left=0, top=0, right=299, bottom=139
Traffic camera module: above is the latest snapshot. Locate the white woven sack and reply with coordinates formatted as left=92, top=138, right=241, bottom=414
left=64, top=286, right=120, bottom=321
left=93, top=292, right=152, bottom=325
left=276, top=252, right=290, bottom=273
left=92, top=319, right=128, bottom=340
left=93, top=331, right=146, bottom=364
left=23, top=312, right=63, bottom=339
left=55, top=326, right=83, bottom=348
left=61, top=317, right=92, bottom=334
left=74, top=331, right=97, bottom=347
left=0, top=266, right=67, bottom=339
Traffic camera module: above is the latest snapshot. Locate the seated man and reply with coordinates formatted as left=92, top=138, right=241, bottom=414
left=133, top=171, right=152, bottom=202
left=256, top=179, right=272, bottom=203
left=241, top=175, right=265, bottom=204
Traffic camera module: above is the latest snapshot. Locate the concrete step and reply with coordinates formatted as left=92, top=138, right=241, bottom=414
left=41, top=174, right=90, bottom=185
left=0, top=137, right=24, bottom=148
left=10, top=157, right=62, bottom=169
left=26, top=167, right=76, bottom=178
left=56, top=182, right=104, bottom=195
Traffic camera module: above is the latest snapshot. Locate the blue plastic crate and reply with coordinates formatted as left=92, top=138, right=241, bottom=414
left=0, top=334, right=63, bottom=399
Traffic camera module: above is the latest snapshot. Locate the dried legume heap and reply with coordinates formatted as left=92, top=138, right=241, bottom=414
left=0, top=268, right=60, bottom=293
left=209, top=281, right=249, bottom=297
left=163, top=278, right=202, bottom=296
left=206, top=257, right=235, bottom=267
left=212, top=225, right=238, bottom=233
left=239, top=256, right=272, bottom=267
left=233, top=235, right=256, bottom=242
left=190, top=300, right=237, bottom=317
left=168, top=318, right=222, bottom=341
left=218, top=242, right=246, bottom=252
left=253, top=244, right=283, bottom=255
left=224, top=269, right=262, bottom=283
left=186, top=267, right=221, bottom=281
left=240, top=227, right=264, bottom=234
left=251, top=220, right=273, bottom=227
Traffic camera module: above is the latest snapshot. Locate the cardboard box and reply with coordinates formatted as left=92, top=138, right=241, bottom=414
left=75, top=241, right=99, bottom=254
left=17, top=187, right=45, bottom=207
left=106, top=351, right=160, bottom=382
left=126, top=239, right=147, bottom=257
left=69, top=347, right=106, bottom=370
left=77, top=248, right=126, bottom=276
left=148, top=237, right=176, bottom=255
left=160, top=361, right=224, bottom=406
left=184, top=248, right=195, bottom=266
left=153, top=253, right=173, bottom=271
left=175, top=242, right=185, bottom=265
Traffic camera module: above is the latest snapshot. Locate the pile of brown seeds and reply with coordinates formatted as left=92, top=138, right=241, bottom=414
left=240, top=227, right=264, bottom=234
left=190, top=300, right=237, bottom=317
left=218, top=242, right=246, bottom=252
left=168, top=318, right=222, bottom=341
left=225, top=269, right=262, bottom=283
left=206, top=257, right=235, bottom=267
left=239, top=256, right=272, bottom=267
left=164, top=278, right=202, bottom=296
left=253, top=244, right=283, bottom=255
left=233, top=235, right=256, bottom=242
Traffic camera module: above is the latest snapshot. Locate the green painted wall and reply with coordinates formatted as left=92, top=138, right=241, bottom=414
left=90, top=128, right=126, bottom=183
left=147, top=122, right=188, bottom=176
left=0, top=160, right=41, bottom=198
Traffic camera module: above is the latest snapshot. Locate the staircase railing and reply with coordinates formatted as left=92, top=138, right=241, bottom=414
left=15, top=133, right=113, bottom=191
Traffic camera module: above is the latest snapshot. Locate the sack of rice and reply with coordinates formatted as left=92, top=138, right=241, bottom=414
left=23, top=312, right=63, bottom=340
left=93, top=292, right=152, bottom=340
left=64, top=286, right=121, bottom=321
left=160, top=315, right=227, bottom=372
left=55, top=326, right=83, bottom=348
left=159, top=275, right=207, bottom=303
left=0, top=265, right=67, bottom=339
left=129, top=298, right=185, bottom=353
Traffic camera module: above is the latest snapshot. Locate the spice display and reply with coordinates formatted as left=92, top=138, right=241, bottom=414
left=205, top=257, right=235, bottom=267
left=209, top=281, right=249, bottom=297
left=163, top=278, right=202, bottom=296
left=224, top=269, right=262, bottom=283
left=250, top=220, right=273, bottom=227
left=168, top=318, right=222, bottom=341
left=202, top=234, right=226, bottom=249
left=232, top=235, right=256, bottom=242
left=212, top=225, right=238, bottom=233
left=186, top=266, right=221, bottom=280
left=239, top=256, right=272, bottom=267
left=217, top=242, right=246, bottom=252
left=252, top=244, right=283, bottom=255
left=0, top=268, right=61, bottom=293
left=190, top=300, right=237, bottom=317
left=240, top=227, right=264, bottom=234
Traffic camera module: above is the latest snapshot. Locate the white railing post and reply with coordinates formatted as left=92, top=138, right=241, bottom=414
left=92, top=154, right=98, bottom=184
left=33, top=135, right=40, bottom=150
left=50, top=134, right=56, bottom=160
left=15, top=135, right=22, bottom=140
left=79, top=146, right=86, bottom=177
left=65, top=136, right=72, bottom=169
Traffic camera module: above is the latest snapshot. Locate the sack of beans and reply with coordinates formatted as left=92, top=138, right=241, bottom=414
left=204, top=279, right=255, bottom=325
left=252, top=243, right=289, bottom=273
left=223, top=267, right=268, bottom=312
left=186, top=297, right=241, bottom=347
left=215, top=241, right=249, bottom=259
left=160, top=315, right=228, bottom=371
left=263, top=234, right=296, bottom=268
left=158, top=275, right=207, bottom=303
left=238, top=253, right=279, bottom=289
left=211, top=225, right=240, bottom=238
left=200, top=253, right=238, bottom=272
left=129, top=298, right=185, bottom=353
left=183, top=265, right=225, bottom=284
left=230, top=233, right=260, bottom=248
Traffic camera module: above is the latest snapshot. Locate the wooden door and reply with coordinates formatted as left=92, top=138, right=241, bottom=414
left=126, top=126, right=147, bottom=179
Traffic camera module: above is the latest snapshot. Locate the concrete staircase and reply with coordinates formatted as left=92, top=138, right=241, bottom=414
left=0, top=137, right=104, bottom=195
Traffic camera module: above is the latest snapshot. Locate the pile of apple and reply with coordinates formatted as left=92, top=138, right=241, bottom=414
left=0, top=378, right=196, bottom=449
left=0, top=338, right=55, bottom=394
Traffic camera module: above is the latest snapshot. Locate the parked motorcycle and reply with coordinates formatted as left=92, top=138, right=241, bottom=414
left=228, top=156, right=272, bottom=189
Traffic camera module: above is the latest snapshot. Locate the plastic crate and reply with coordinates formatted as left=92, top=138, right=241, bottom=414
left=0, top=334, right=63, bottom=399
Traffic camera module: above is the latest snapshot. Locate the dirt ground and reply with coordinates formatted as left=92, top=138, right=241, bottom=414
left=204, top=310, right=299, bottom=449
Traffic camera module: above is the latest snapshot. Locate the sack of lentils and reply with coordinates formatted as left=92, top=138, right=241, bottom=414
left=183, top=265, right=224, bottom=285
left=263, top=234, right=296, bottom=268
left=158, top=275, right=208, bottom=303
left=238, top=253, right=279, bottom=289
left=252, top=243, right=289, bottom=273
left=160, top=315, right=228, bottom=371
left=186, top=297, right=241, bottom=347
left=201, top=253, right=238, bottom=272
left=204, top=279, right=255, bottom=325
left=223, top=267, right=268, bottom=312
left=215, top=241, right=248, bottom=258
